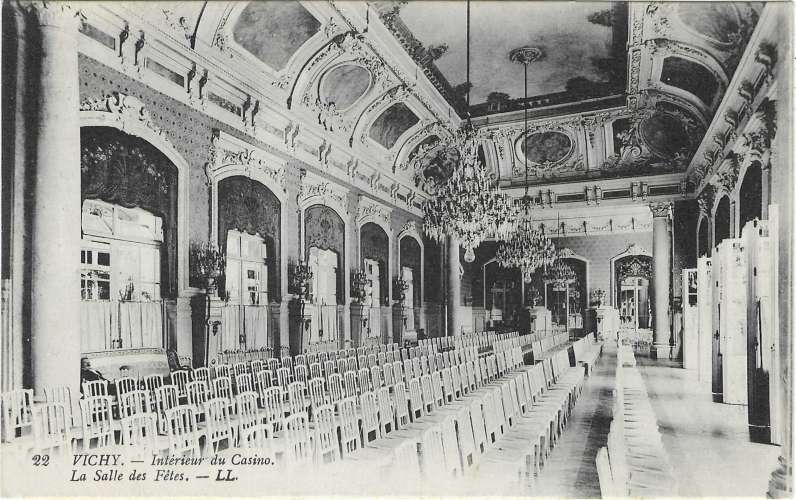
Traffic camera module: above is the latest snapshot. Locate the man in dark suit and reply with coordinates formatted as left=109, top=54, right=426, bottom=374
left=80, top=357, right=106, bottom=387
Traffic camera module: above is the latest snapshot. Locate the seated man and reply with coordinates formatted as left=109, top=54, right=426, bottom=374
left=80, top=357, right=110, bottom=394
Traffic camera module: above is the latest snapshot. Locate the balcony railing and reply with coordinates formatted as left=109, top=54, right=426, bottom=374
left=80, top=300, right=165, bottom=351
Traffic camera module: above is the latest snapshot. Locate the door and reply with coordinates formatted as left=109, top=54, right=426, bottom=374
left=711, top=247, right=723, bottom=399
left=744, top=219, right=771, bottom=442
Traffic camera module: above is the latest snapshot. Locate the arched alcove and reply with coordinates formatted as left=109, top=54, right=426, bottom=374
left=399, top=235, right=422, bottom=307
left=714, top=195, right=731, bottom=247
left=698, top=217, right=710, bottom=257
left=304, top=204, right=345, bottom=304
left=739, top=162, right=763, bottom=231
left=217, top=176, right=281, bottom=300
left=80, top=126, right=179, bottom=298
left=360, top=222, right=390, bottom=304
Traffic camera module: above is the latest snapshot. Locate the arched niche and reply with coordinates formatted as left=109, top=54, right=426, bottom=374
left=739, top=162, right=763, bottom=231
left=561, top=257, right=588, bottom=315
left=613, top=254, right=653, bottom=329
left=360, top=222, right=390, bottom=303
left=399, top=235, right=422, bottom=306
left=217, top=176, right=281, bottom=300
left=697, top=216, right=710, bottom=258
left=80, top=126, right=180, bottom=298
left=304, top=204, right=345, bottom=304
left=714, top=195, right=731, bottom=247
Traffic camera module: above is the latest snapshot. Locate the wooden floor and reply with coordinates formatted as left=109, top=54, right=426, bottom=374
left=534, top=343, right=781, bottom=498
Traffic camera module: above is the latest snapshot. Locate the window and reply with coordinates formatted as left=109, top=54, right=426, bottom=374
left=309, top=247, right=338, bottom=305
left=401, top=266, right=414, bottom=307
left=81, top=199, right=162, bottom=301
left=225, top=230, right=268, bottom=305
left=364, top=258, right=381, bottom=307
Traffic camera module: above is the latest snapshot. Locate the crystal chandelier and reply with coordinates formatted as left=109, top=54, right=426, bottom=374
left=544, top=259, right=577, bottom=287
left=421, top=0, right=515, bottom=263
left=495, top=47, right=556, bottom=282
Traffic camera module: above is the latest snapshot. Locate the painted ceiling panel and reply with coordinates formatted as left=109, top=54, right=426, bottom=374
left=395, top=1, right=627, bottom=115
left=660, top=56, right=720, bottom=106
left=233, top=1, right=320, bottom=71
left=369, top=103, right=420, bottom=149
left=520, top=131, right=574, bottom=165
left=320, top=64, right=371, bottom=110
left=675, top=3, right=748, bottom=45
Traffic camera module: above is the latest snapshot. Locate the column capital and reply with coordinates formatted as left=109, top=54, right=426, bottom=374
left=23, top=1, right=84, bottom=29
left=649, top=201, right=672, bottom=218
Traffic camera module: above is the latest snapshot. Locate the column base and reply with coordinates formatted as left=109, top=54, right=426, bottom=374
left=651, top=343, right=673, bottom=360
left=768, top=455, right=792, bottom=498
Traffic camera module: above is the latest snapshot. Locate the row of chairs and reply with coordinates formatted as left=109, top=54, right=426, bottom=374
left=216, top=343, right=402, bottom=366
left=597, top=345, right=677, bottom=497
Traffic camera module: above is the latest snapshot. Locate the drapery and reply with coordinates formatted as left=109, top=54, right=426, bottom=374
left=310, top=303, right=338, bottom=345
left=81, top=300, right=163, bottom=351
left=220, top=304, right=270, bottom=352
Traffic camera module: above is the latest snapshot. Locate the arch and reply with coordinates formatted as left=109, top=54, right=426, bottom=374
left=304, top=204, right=346, bottom=304
left=697, top=215, right=710, bottom=258
left=216, top=176, right=282, bottom=301
left=80, top=97, right=191, bottom=295
left=713, top=195, right=731, bottom=247
left=398, top=234, right=423, bottom=306
left=738, top=162, right=763, bottom=232
left=557, top=250, right=590, bottom=315
left=397, top=222, right=425, bottom=304
left=608, top=244, right=652, bottom=307
left=360, top=222, right=390, bottom=304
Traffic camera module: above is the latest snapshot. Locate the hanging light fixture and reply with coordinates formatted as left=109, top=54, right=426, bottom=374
left=495, top=47, right=557, bottom=282
left=544, top=258, right=577, bottom=287
left=421, top=0, right=515, bottom=263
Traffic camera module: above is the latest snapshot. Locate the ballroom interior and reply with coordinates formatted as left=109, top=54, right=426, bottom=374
left=0, top=1, right=792, bottom=497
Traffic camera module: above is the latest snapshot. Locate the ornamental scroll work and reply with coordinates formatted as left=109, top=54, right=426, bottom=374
left=357, top=196, right=392, bottom=226
left=617, top=256, right=653, bottom=281
left=80, top=92, right=163, bottom=137
left=298, top=176, right=349, bottom=216
left=206, top=131, right=286, bottom=193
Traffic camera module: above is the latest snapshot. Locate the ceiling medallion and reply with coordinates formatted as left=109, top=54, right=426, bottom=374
left=508, top=46, right=546, bottom=66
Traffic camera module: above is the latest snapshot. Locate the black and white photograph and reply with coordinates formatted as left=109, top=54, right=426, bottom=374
left=0, top=0, right=792, bottom=497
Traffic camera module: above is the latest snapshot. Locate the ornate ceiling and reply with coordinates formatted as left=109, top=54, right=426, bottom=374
left=94, top=1, right=764, bottom=202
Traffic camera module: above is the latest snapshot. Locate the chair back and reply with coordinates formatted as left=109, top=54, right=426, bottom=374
left=79, top=395, right=114, bottom=448
left=170, top=370, right=190, bottom=398
left=309, top=377, right=326, bottom=409
left=284, top=412, right=312, bottom=466
left=119, top=389, right=151, bottom=418
left=337, top=396, right=360, bottom=457
left=359, top=391, right=380, bottom=444
left=205, top=397, right=234, bottom=453
left=31, top=402, right=72, bottom=456
left=120, top=412, right=159, bottom=455
left=42, top=386, right=74, bottom=427
left=392, top=381, right=410, bottom=429
left=212, top=376, right=233, bottom=402
left=155, top=384, right=179, bottom=434
left=235, top=391, right=260, bottom=441
left=287, top=381, right=306, bottom=415
left=81, top=380, right=108, bottom=398
left=313, top=404, right=339, bottom=464
left=164, top=405, right=201, bottom=457
left=376, top=386, right=394, bottom=436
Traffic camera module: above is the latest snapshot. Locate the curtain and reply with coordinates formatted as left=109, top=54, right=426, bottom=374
left=81, top=301, right=114, bottom=351
left=221, top=305, right=241, bottom=352
left=82, top=301, right=162, bottom=351
left=119, top=301, right=163, bottom=348
left=243, top=305, right=269, bottom=349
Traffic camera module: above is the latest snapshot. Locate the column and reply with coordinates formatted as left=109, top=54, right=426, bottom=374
left=761, top=153, right=772, bottom=220
left=650, top=202, right=672, bottom=359
left=446, top=236, right=462, bottom=337
left=4, top=2, right=30, bottom=392
left=27, top=2, right=83, bottom=402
